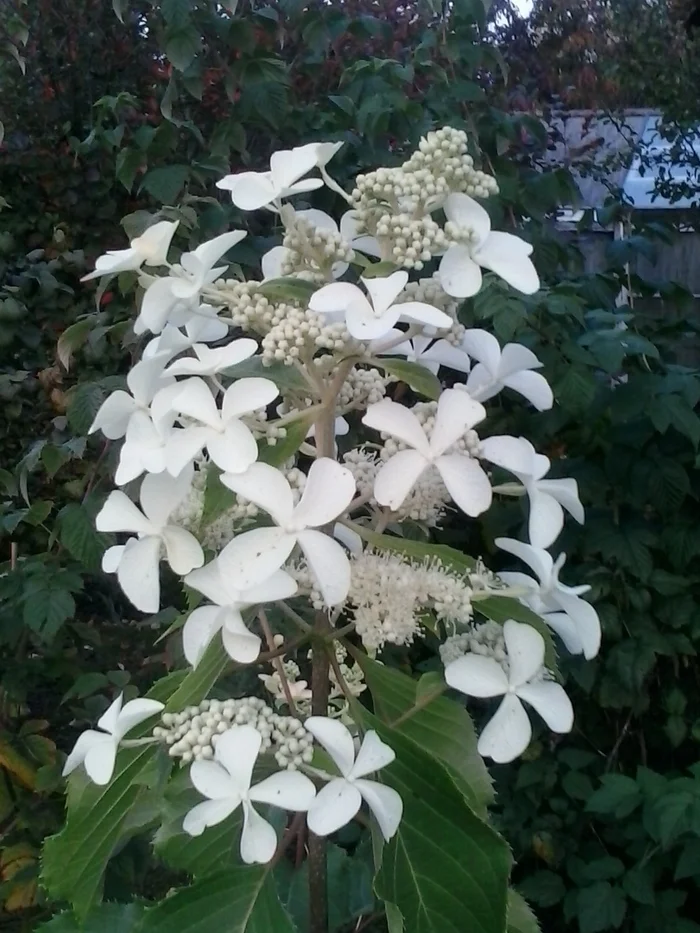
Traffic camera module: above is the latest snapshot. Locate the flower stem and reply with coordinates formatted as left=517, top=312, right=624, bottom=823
left=259, top=610, right=298, bottom=715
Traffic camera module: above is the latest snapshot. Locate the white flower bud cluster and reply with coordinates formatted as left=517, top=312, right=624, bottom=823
left=349, top=127, right=498, bottom=269
left=347, top=550, right=474, bottom=651
left=439, top=620, right=506, bottom=667
left=337, top=365, right=394, bottom=409
left=280, top=216, right=353, bottom=282
left=261, top=305, right=353, bottom=367
left=393, top=276, right=460, bottom=321
left=342, top=448, right=451, bottom=525
left=152, top=697, right=314, bottom=770
left=211, top=279, right=272, bottom=334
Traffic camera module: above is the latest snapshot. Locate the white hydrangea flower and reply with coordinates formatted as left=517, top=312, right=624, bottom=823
left=183, top=557, right=297, bottom=666
left=376, top=331, right=471, bottom=376
left=163, top=337, right=258, bottom=378
left=262, top=208, right=351, bottom=282
left=113, top=382, right=182, bottom=486
left=81, top=220, right=178, bottom=281
left=89, top=355, right=174, bottom=441
left=166, top=376, right=278, bottom=476
left=219, top=458, right=356, bottom=606
left=461, top=329, right=553, bottom=411
left=445, top=619, right=573, bottom=763
left=362, top=389, right=492, bottom=517
left=495, top=537, right=601, bottom=659
left=438, top=194, right=539, bottom=298
left=305, top=718, right=402, bottom=841
left=143, top=308, right=229, bottom=362
left=63, top=694, right=164, bottom=785
left=97, top=469, right=204, bottom=612
left=217, top=145, right=326, bottom=212
left=480, top=435, right=584, bottom=548
left=183, top=725, right=316, bottom=864
left=310, top=270, right=452, bottom=341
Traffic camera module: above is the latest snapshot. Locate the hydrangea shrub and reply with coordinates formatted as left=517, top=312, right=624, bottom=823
left=43, top=128, right=602, bottom=933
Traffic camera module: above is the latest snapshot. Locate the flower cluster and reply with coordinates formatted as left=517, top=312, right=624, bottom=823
left=61, top=124, right=603, bottom=874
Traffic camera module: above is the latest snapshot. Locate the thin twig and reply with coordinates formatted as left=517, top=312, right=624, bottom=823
left=259, top=609, right=298, bottom=715
left=278, top=600, right=314, bottom=633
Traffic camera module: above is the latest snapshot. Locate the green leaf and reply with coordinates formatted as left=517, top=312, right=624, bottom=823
left=507, top=891, right=541, bottom=933
left=141, top=165, right=189, bottom=204
left=349, top=527, right=476, bottom=573
left=356, top=655, right=493, bottom=814
left=623, top=865, right=656, bottom=905
left=650, top=394, right=700, bottom=446
left=586, top=775, right=642, bottom=818
left=116, top=148, right=145, bottom=193
left=23, top=579, right=76, bottom=640
left=257, top=277, right=316, bottom=304
left=41, top=641, right=229, bottom=920
left=372, top=358, right=441, bottom=400
left=165, top=26, right=201, bottom=72
left=360, top=260, right=399, bottom=278
left=577, top=882, right=626, bottom=933
left=136, top=867, right=296, bottom=933
left=368, top=716, right=511, bottom=933
left=57, top=502, right=113, bottom=573
left=200, top=465, right=237, bottom=528
left=518, top=871, right=565, bottom=908
left=675, top=838, right=700, bottom=881
left=36, top=903, right=145, bottom=932
left=224, top=356, right=308, bottom=393
left=67, top=383, right=108, bottom=435
left=257, top=418, right=310, bottom=467
left=57, top=319, right=94, bottom=371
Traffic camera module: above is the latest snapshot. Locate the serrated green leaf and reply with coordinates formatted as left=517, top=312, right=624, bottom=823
left=66, top=383, right=108, bottom=435
left=136, top=867, right=296, bottom=933
left=356, top=655, right=493, bottom=814
left=140, top=165, right=189, bottom=204
left=36, top=903, right=145, bottom=931
left=57, top=502, right=113, bottom=572
left=507, top=890, right=541, bottom=933
left=200, top=465, right=237, bottom=528
left=257, top=277, right=316, bottom=304
left=367, top=714, right=511, bottom=933
left=577, top=882, right=626, bottom=933
left=348, top=526, right=476, bottom=573
left=23, top=580, right=75, bottom=640
left=372, top=357, right=441, bottom=400
left=674, top=838, right=700, bottom=881
left=224, top=356, right=308, bottom=393
left=165, top=27, right=201, bottom=72
left=41, top=641, right=229, bottom=920
left=57, top=319, right=94, bottom=371
left=518, top=870, right=565, bottom=908
left=586, top=775, right=642, bottom=818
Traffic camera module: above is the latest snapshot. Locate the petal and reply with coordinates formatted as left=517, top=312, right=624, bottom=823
left=221, top=615, right=261, bottom=664
left=339, top=210, right=382, bottom=257
left=444, top=654, right=509, bottom=697
left=502, top=370, right=554, bottom=411
left=139, top=277, right=179, bottom=335
left=184, top=559, right=232, bottom=607
left=479, top=435, right=535, bottom=475
left=182, top=606, right=224, bottom=667
left=516, top=681, right=574, bottom=734
left=240, top=801, right=278, bottom=864
left=271, top=146, right=318, bottom=190
left=430, top=388, right=486, bottom=456
left=220, top=462, right=294, bottom=525
left=116, top=535, right=163, bottom=613
left=165, top=426, right=213, bottom=478
left=249, top=771, right=317, bottom=811
left=306, top=779, right=362, bottom=837
left=373, top=449, right=429, bottom=511
left=345, top=303, right=401, bottom=341
left=473, top=232, right=540, bottom=295
left=215, top=725, right=261, bottom=791
left=362, top=399, right=431, bottom=457
left=218, top=172, right=276, bottom=211
left=528, top=490, right=564, bottom=550
left=460, top=329, right=502, bottom=376
left=291, top=458, right=356, bottom=529
left=261, top=245, right=288, bottom=281
left=435, top=454, right=493, bottom=517
left=89, top=391, right=137, bottom=439
left=95, top=490, right=152, bottom=535
left=183, top=798, right=239, bottom=836
left=438, top=245, right=482, bottom=299
left=396, top=301, right=452, bottom=331
left=503, top=620, right=545, bottom=687
left=296, top=208, right=339, bottom=232
left=140, top=466, right=194, bottom=526
left=114, top=698, right=164, bottom=740
left=444, top=193, right=491, bottom=242
left=190, top=758, right=239, bottom=800
left=495, top=537, right=554, bottom=586
left=552, top=592, right=601, bottom=660
left=239, top=569, right=299, bottom=605
left=84, top=739, right=118, bottom=785
left=477, top=694, right=532, bottom=763
left=361, top=271, right=408, bottom=316
left=348, top=731, right=395, bottom=780
left=333, top=522, right=363, bottom=557
left=216, top=527, right=296, bottom=591
left=297, top=529, right=351, bottom=606
left=309, top=282, right=365, bottom=315
left=62, top=730, right=110, bottom=776
left=171, top=377, right=221, bottom=429
left=82, top=248, right=139, bottom=280
left=543, top=611, right=584, bottom=655
left=222, top=377, right=278, bottom=420
left=96, top=693, right=124, bottom=734
left=304, top=717, right=355, bottom=777
left=422, top=339, right=471, bottom=374
left=498, top=343, right=542, bottom=377
left=282, top=177, right=324, bottom=198
left=354, top=779, right=403, bottom=841
left=537, top=478, right=584, bottom=524
left=134, top=220, right=179, bottom=266
left=207, top=421, right=259, bottom=474
left=161, top=525, right=204, bottom=575
left=192, top=231, right=247, bottom=273
left=102, top=544, right=124, bottom=574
